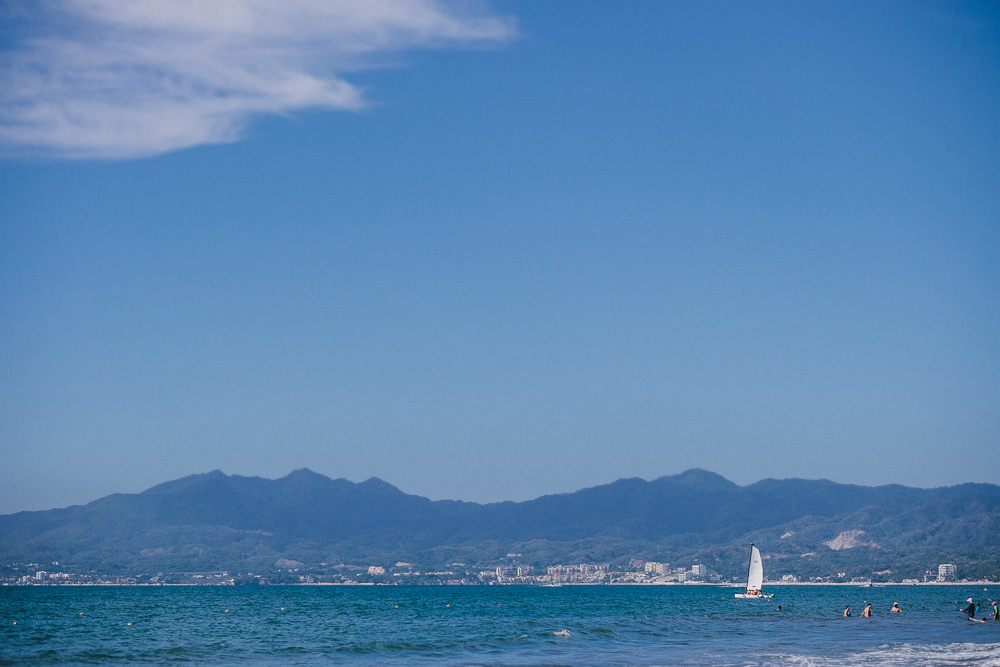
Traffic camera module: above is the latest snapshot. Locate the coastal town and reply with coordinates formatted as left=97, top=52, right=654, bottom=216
left=1, top=559, right=977, bottom=587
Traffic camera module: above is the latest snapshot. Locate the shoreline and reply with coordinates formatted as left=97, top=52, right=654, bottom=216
left=5, top=580, right=998, bottom=588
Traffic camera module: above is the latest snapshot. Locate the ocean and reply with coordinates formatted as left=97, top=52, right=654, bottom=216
left=2, top=584, right=998, bottom=665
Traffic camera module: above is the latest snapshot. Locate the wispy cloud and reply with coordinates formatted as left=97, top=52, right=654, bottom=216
left=0, top=0, right=516, bottom=159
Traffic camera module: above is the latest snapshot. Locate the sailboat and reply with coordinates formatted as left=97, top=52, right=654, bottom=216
left=734, top=543, right=772, bottom=599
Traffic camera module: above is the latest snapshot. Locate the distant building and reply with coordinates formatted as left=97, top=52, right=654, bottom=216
left=690, top=564, right=706, bottom=577
left=367, top=566, right=385, bottom=575
left=937, top=563, right=956, bottom=582
left=644, top=562, right=665, bottom=575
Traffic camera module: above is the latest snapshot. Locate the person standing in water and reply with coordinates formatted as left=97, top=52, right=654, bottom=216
left=861, top=603, right=872, bottom=617
left=843, top=605, right=851, bottom=617
left=891, top=602, right=901, bottom=613
left=991, top=601, right=999, bottom=620
left=962, top=598, right=977, bottom=619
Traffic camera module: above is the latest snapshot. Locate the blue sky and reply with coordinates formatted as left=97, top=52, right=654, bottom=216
left=1, top=1, right=998, bottom=514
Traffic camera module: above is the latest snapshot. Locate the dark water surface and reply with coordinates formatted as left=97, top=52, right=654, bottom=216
left=2, top=584, right=998, bottom=665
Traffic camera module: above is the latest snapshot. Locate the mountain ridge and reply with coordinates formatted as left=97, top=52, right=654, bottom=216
left=1, top=468, right=997, bottom=581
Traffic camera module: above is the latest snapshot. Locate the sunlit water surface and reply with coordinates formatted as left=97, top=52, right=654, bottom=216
left=2, top=584, right=998, bottom=665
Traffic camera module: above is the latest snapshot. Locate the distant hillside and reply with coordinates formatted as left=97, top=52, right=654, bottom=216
left=1, top=469, right=998, bottom=580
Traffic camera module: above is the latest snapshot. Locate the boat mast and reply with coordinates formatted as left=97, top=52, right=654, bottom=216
left=746, top=543, right=754, bottom=591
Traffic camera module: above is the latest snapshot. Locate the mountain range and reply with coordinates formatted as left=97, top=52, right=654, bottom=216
left=1, top=468, right=997, bottom=581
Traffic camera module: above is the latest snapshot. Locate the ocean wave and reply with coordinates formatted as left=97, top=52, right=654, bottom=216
left=760, top=642, right=1000, bottom=667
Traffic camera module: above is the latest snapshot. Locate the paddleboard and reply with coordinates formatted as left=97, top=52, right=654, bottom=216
left=954, top=605, right=987, bottom=622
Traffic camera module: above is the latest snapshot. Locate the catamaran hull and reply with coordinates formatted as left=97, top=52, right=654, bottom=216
left=734, top=593, right=773, bottom=599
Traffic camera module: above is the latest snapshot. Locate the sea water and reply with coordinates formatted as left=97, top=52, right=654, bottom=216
left=2, top=584, right=998, bottom=665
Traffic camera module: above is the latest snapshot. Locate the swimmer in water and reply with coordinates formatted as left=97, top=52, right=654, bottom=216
left=891, top=602, right=901, bottom=613
left=844, top=605, right=851, bottom=617
left=861, top=603, right=872, bottom=617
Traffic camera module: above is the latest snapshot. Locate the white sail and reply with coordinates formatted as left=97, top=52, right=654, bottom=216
left=747, top=545, right=763, bottom=591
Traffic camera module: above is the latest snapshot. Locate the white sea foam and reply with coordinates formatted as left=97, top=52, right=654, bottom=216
left=774, top=642, right=1000, bottom=666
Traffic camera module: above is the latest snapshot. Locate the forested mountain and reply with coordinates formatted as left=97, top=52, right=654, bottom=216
left=2, top=468, right=997, bottom=580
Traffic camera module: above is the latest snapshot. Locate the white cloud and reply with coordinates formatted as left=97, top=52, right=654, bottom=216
left=0, top=0, right=516, bottom=159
